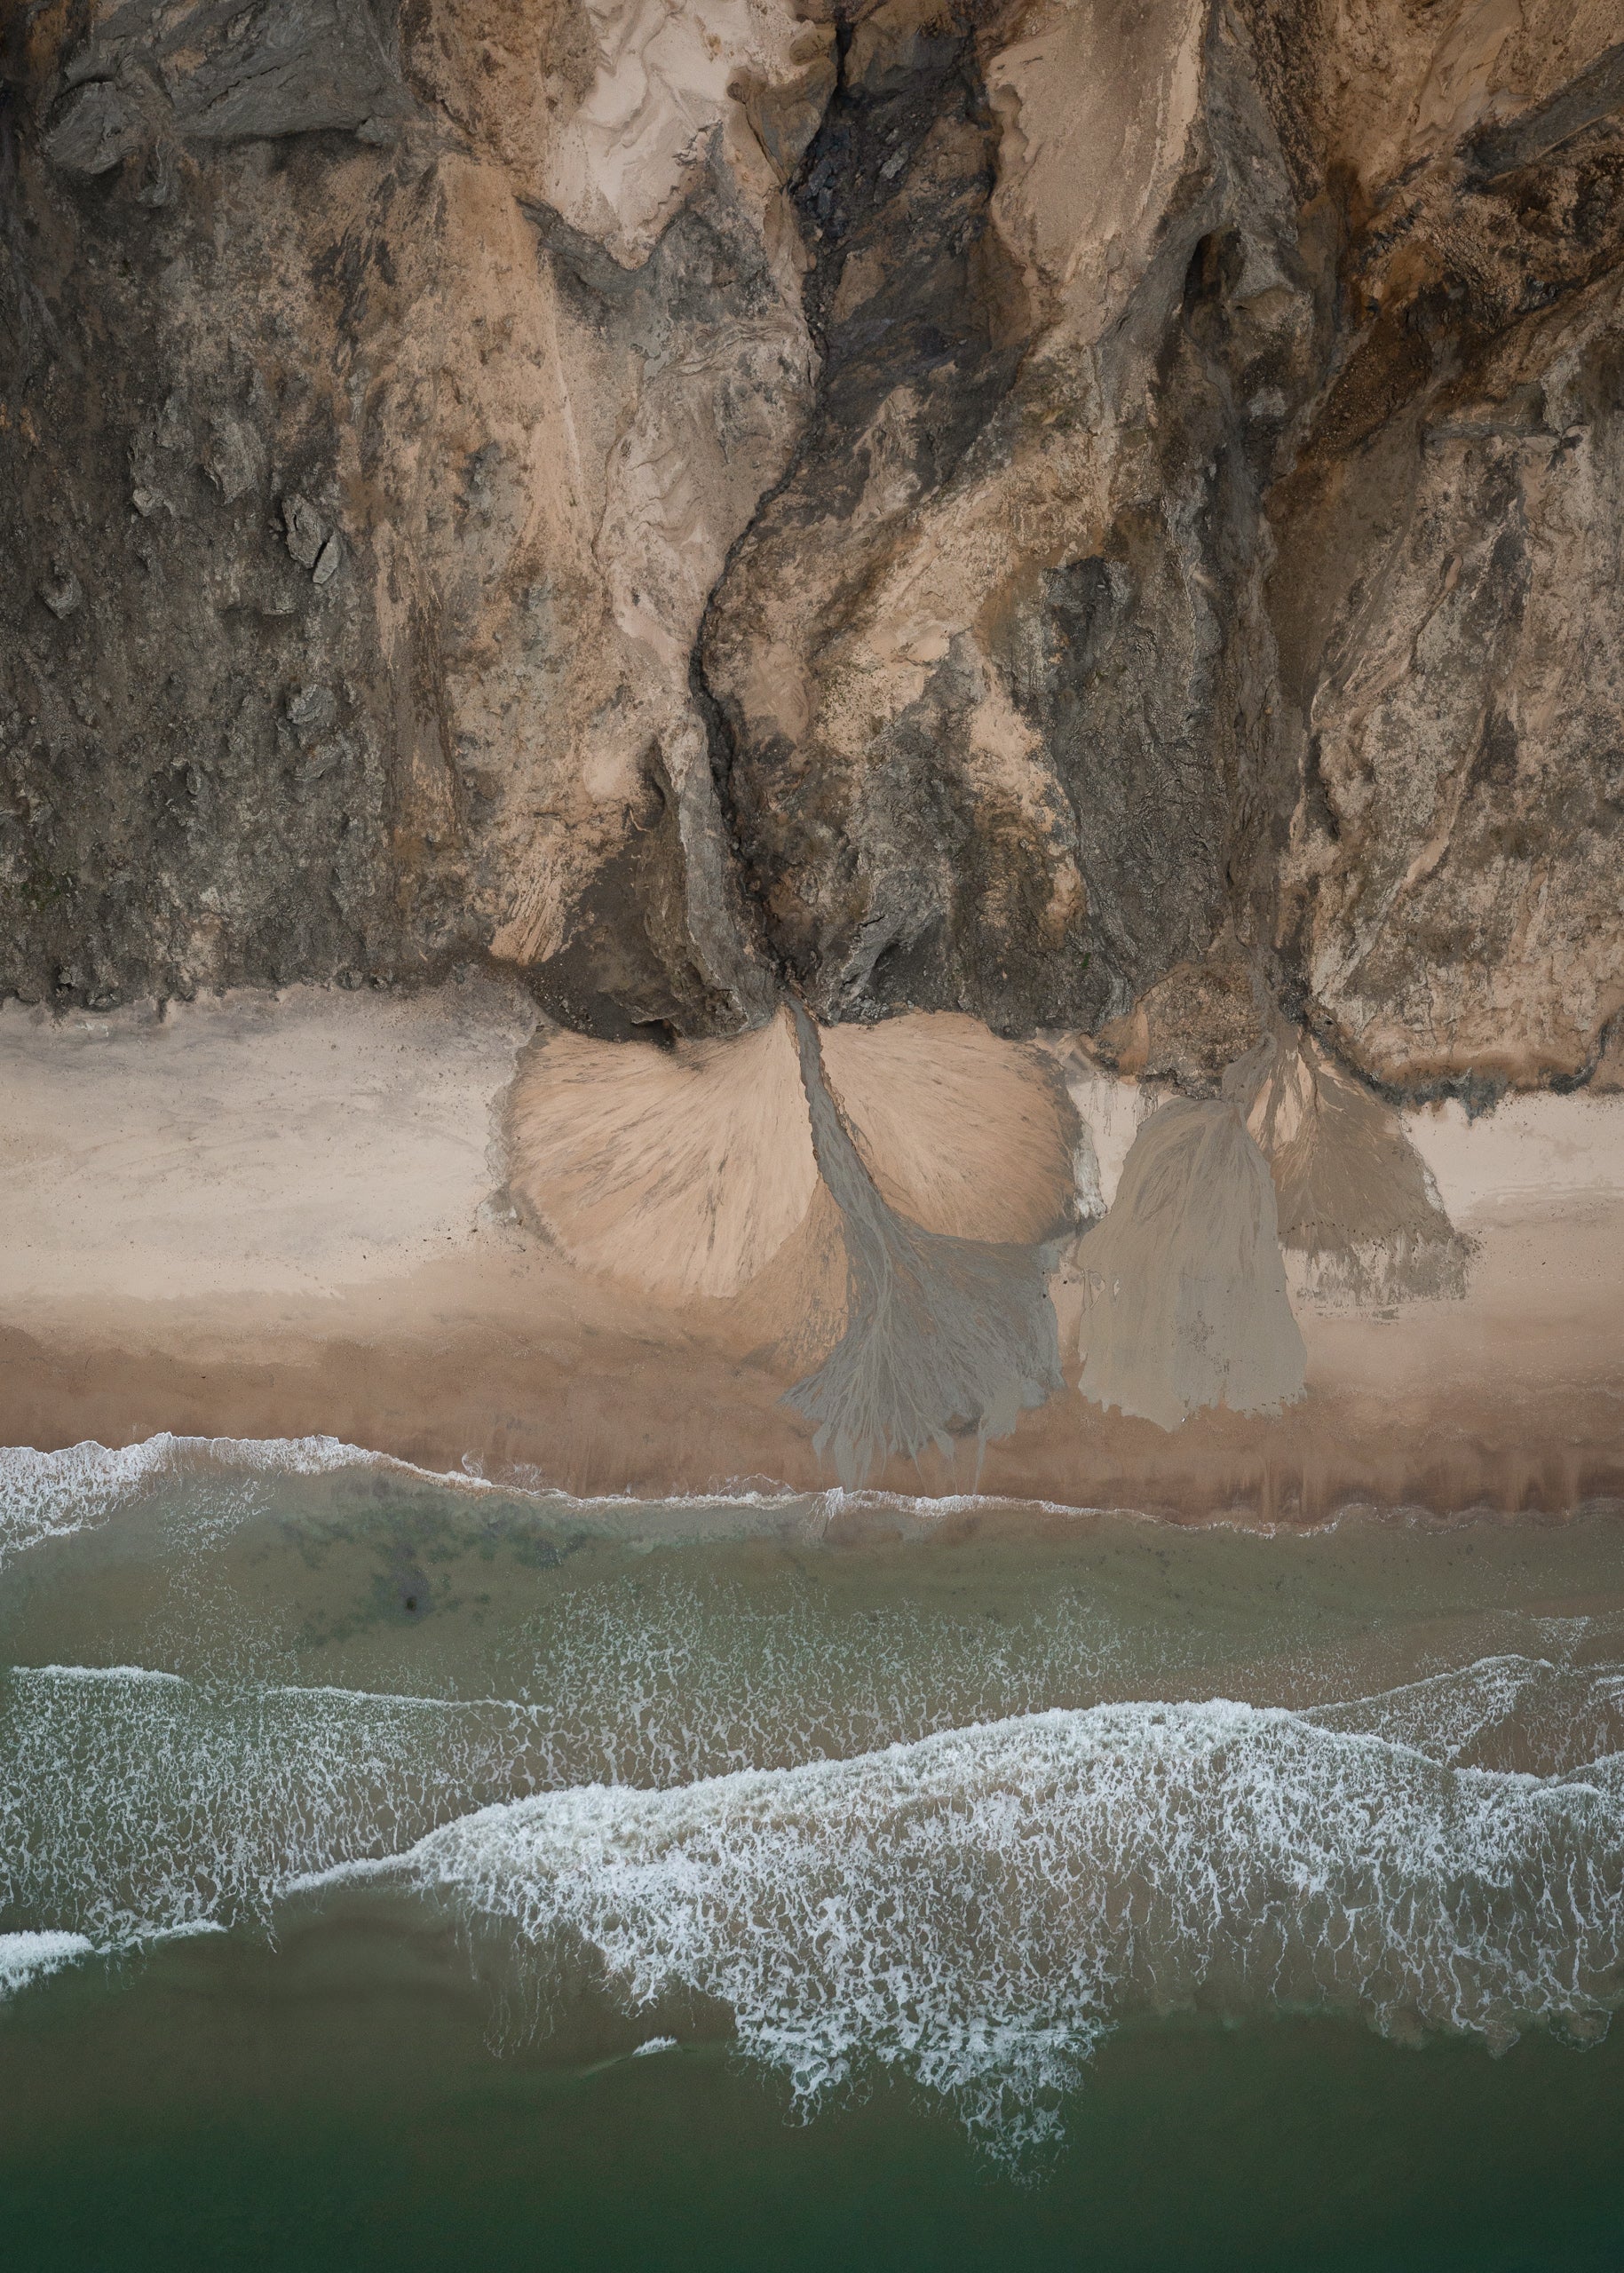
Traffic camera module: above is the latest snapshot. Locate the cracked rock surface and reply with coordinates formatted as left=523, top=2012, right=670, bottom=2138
left=2, top=0, right=1621, bottom=1096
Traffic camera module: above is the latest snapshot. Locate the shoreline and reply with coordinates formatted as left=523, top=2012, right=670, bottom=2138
left=6, top=1419, right=1624, bottom=1548
left=4, top=1216, right=1620, bottom=1531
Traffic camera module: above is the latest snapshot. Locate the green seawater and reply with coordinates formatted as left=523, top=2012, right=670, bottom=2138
left=4, top=1440, right=1624, bottom=2269
left=5, top=1917, right=1624, bottom=2272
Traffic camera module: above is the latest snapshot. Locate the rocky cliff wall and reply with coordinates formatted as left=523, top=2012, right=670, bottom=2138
left=3, top=0, right=1620, bottom=1097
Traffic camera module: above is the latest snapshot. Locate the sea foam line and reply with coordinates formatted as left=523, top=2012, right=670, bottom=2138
left=296, top=1692, right=1624, bottom=2150
left=0, top=1431, right=498, bottom=1565
left=0, top=1430, right=1082, bottom=1569
left=0, top=1427, right=1414, bottom=1572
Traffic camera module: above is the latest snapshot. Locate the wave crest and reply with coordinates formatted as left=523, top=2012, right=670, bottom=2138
left=381, top=1691, right=1624, bottom=2150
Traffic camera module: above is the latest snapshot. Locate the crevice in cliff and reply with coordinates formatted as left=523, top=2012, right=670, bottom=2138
left=785, top=8, right=1025, bottom=488
left=686, top=4, right=1032, bottom=1019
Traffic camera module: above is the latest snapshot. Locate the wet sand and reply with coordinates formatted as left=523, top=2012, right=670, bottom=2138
left=4, top=1202, right=1620, bottom=1522
left=3, top=987, right=1621, bottom=1525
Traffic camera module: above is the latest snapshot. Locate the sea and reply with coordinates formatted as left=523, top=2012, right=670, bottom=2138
left=3, top=1435, right=1623, bottom=2269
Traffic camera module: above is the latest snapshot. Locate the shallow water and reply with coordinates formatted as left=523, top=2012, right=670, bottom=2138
left=4, top=1438, right=1624, bottom=2259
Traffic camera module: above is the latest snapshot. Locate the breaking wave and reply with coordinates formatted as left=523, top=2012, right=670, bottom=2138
left=6, top=1437, right=1624, bottom=2159
left=0, top=1929, right=95, bottom=2001
left=0, top=1429, right=1337, bottom=1576
left=11, top=1652, right=1613, bottom=2156
left=365, top=1688, right=1624, bottom=2150
left=0, top=1433, right=912, bottom=1570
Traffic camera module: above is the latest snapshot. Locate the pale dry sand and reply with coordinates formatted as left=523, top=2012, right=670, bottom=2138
left=1406, top=1089, right=1624, bottom=1216
left=0, top=982, right=535, bottom=1304
left=2, top=986, right=1621, bottom=1523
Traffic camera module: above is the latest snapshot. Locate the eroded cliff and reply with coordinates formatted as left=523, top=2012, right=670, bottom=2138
left=2, top=0, right=1621, bottom=1099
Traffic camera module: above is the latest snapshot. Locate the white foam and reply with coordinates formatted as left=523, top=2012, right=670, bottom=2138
left=376, top=1690, right=1624, bottom=2152
left=0, top=1665, right=556, bottom=1947
left=1311, top=1654, right=1624, bottom=1776
left=0, top=1437, right=177, bottom=1562
left=0, top=1929, right=94, bottom=1999
left=8, top=1613, right=1624, bottom=2158
left=0, top=1432, right=495, bottom=1566
left=0, top=1428, right=1404, bottom=1563
left=28, top=1662, right=186, bottom=1685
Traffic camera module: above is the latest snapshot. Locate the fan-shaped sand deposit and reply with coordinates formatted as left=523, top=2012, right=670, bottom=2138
left=504, top=1013, right=819, bottom=1301
left=1246, top=1034, right=1472, bottom=1310
left=819, top=1016, right=1080, bottom=1244
left=1074, top=1101, right=1307, bottom=1431
left=505, top=1002, right=1075, bottom=1478
left=4, top=988, right=1621, bottom=1518
left=504, top=1004, right=1081, bottom=1309
left=784, top=1009, right=1062, bottom=1488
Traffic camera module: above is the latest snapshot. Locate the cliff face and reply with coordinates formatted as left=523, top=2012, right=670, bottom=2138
left=3, top=0, right=1621, bottom=1094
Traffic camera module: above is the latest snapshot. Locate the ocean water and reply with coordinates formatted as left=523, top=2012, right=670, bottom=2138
left=3, top=1437, right=1624, bottom=2267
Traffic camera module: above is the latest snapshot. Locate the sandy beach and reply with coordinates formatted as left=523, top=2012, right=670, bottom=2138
left=3, top=983, right=1620, bottom=1525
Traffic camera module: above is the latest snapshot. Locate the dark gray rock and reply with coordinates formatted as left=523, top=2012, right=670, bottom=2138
left=44, top=0, right=408, bottom=178
left=37, top=566, right=83, bottom=621
left=281, top=494, right=327, bottom=572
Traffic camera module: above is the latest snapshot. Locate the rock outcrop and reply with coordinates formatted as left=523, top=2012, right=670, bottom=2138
left=3, top=0, right=1620, bottom=1097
